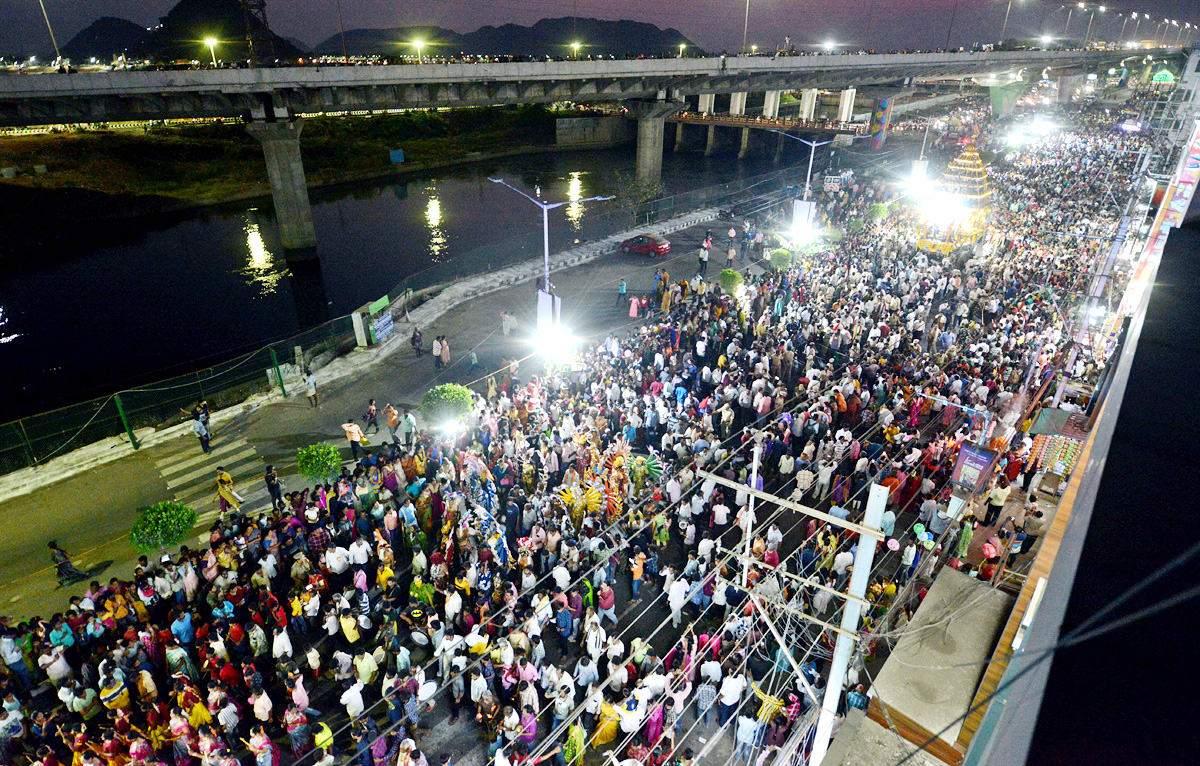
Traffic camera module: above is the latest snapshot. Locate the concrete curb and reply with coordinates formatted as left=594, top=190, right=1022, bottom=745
left=0, top=207, right=719, bottom=504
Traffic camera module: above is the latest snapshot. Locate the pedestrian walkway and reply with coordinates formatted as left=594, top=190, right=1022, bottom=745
left=153, top=434, right=271, bottom=528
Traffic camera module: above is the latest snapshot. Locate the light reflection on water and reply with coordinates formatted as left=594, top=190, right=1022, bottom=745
left=426, top=191, right=447, bottom=262
left=237, top=212, right=289, bottom=295
left=565, top=171, right=585, bottom=231
left=0, top=306, right=19, bottom=345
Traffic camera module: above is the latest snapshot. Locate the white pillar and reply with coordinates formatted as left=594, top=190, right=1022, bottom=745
left=837, top=88, right=857, bottom=123
left=246, top=119, right=317, bottom=250
left=698, top=93, right=716, bottom=114
left=810, top=482, right=886, bottom=766
left=799, top=89, right=819, bottom=120
left=729, top=92, right=747, bottom=116
left=763, top=90, right=782, bottom=119
left=636, top=116, right=667, bottom=185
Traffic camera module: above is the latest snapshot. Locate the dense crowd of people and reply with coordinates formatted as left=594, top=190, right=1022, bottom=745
left=0, top=96, right=1147, bottom=766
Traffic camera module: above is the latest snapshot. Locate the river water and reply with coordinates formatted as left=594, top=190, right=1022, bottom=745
left=0, top=148, right=795, bottom=421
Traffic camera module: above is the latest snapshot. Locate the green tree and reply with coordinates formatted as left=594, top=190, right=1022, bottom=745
left=719, top=268, right=744, bottom=294
left=612, top=172, right=666, bottom=225
left=866, top=203, right=890, bottom=222
left=297, top=443, right=342, bottom=484
left=848, top=217, right=866, bottom=232
left=130, top=501, right=197, bottom=554
left=421, top=383, right=474, bottom=426
left=769, top=248, right=793, bottom=270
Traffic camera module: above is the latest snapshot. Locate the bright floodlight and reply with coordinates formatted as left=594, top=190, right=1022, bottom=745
left=1041, top=35, right=1053, bottom=44
left=534, top=323, right=578, bottom=366
left=823, top=40, right=836, bottom=51
left=907, top=166, right=933, bottom=195
left=921, top=192, right=965, bottom=231
left=204, top=38, right=217, bottom=47
left=790, top=221, right=814, bottom=245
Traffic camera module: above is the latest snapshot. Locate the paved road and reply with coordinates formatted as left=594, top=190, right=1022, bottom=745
left=0, top=217, right=730, bottom=616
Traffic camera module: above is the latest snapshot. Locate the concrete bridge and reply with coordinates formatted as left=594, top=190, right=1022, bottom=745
left=0, top=50, right=1139, bottom=248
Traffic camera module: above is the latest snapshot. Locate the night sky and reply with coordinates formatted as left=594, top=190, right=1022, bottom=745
left=6, top=0, right=1199, bottom=58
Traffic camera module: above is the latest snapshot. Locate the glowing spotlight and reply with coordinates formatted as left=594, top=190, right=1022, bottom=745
left=920, top=192, right=966, bottom=231
left=533, top=323, right=578, bottom=366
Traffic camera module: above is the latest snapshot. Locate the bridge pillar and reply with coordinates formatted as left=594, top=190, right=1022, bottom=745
left=729, top=92, right=747, bottom=116
left=837, top=89, right=857, bottom=123
left=698, top=93, right=716, bottom=114
left=799, top=89, right=819, bottom=120
left=705, top=125, right=718, bottom=156
left=763, top=90, right=782, bottom=119
left=630, top=98, right=685, bottom=185
left=1057, top=74, right=1083, bottom=103
left=246, top=119, right=317, bottom=250
left=738, top=127, right=751, bottom=159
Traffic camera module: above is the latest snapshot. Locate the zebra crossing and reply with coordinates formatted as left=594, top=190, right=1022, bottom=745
left=153, top=435, right=273, bottom=529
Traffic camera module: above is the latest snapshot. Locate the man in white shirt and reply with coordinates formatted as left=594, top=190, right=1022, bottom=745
left=348, top=538, right=371, bottom=567
left=700, top=657, right=723, bottom=684
left=667, top=577, right=690, bottom=627
left=325, top=546, right=350, bottom=576
left=718, top=672, right=746, bottom=725
left=339, top=679, right=365, bottom=718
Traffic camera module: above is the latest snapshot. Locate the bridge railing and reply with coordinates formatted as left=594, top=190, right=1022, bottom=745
left=0, top=163, right=806, bottom=479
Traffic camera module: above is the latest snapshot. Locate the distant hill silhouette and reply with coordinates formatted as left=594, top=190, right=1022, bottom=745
left=141, top=0, right=301, bottom=62
left=61, top=0, right=300, bottom=63
left=312, top=17, right=702, bottom=58
left=62, top=17, right=147, bottom=62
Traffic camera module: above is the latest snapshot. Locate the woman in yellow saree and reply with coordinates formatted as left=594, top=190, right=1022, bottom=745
left=214, top=468, right=241, bottom=514
left=590, top=702, right=621, bottom=746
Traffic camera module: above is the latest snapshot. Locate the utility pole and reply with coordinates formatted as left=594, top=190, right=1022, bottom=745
left=741, top=0, right=751, bottom=54
left=36, top=0, right=60, bottom=62
left=741, top=443, right=761, bottom=588
left=810, top=483, right=888, bottom=766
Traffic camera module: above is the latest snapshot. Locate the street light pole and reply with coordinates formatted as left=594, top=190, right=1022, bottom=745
left=1065, top=5, right=1075, bottom=36
left=205, top=38, right=218, bottom=67
left=1131, top=13, right=1141, bottom=44
left=741, top=0, right=751, bottom=54
left=770, top=129, right=871, bottom=200
left=488, top=178, right=613, bottom=299
left=1001, top=0, right=1016, bottom=43
left=1083, top=7, right=1097, bottom=47
left=36, top=0, right=61, bottom=62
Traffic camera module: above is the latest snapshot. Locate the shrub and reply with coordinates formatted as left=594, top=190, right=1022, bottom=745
left=297, top=443, right=342, bottom=484
left=421, top=383, right=474, bottom=426
left=719, top=268, right=744, bottom=293
left=848, top=218, right=866, bottom=232
left=130, top=501, right=197, bottom=554
left=769, top=249, right=793, bottom=270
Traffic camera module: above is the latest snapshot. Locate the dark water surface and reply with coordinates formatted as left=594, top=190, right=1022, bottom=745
left=0, top=148, right=789, bottom=421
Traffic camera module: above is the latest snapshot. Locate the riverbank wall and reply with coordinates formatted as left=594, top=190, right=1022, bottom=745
left=555, top=116, right=634, bottom=148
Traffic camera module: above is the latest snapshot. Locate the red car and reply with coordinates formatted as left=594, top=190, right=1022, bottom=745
left=619, top=234, right=671, bottom=256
